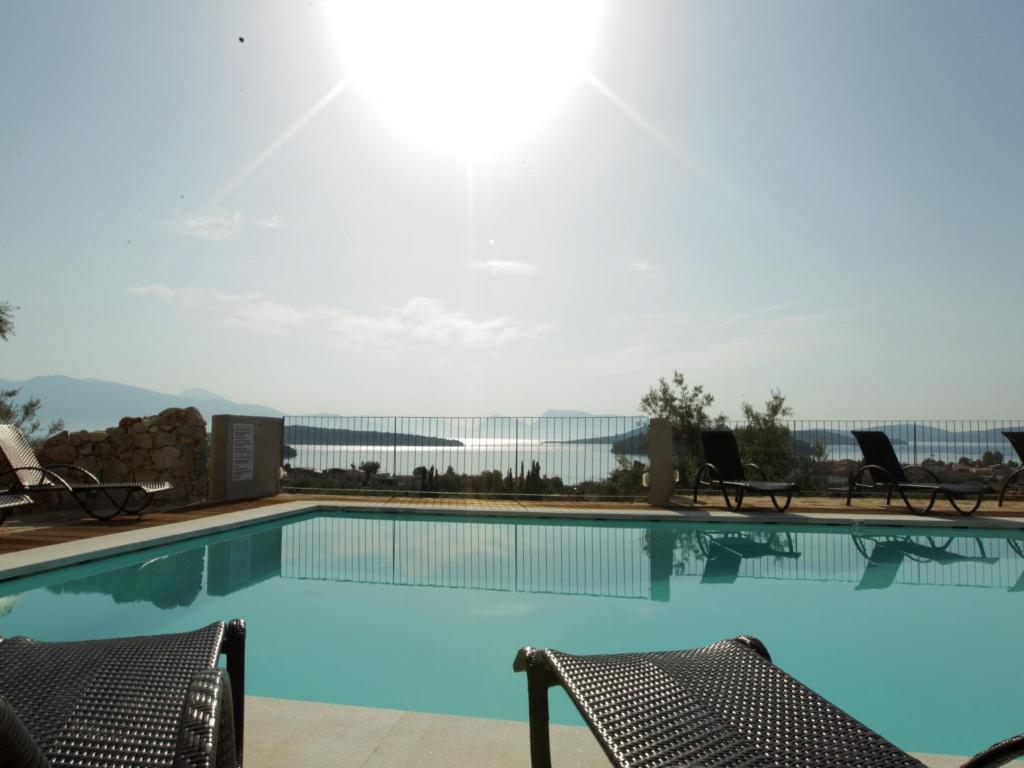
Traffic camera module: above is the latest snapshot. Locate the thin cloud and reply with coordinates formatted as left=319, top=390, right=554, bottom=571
left=630, top=260, right=656, bottom=275
left=172, top=211, right=282, bottom=241
left=469, top=260, right=538, bottom=276
left=129, top=285, right=546, bottom=348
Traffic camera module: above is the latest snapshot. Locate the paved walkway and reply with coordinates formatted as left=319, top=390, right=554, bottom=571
left=245, top=696, right=988, bottom=768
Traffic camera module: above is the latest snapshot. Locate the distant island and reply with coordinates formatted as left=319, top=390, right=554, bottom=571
left=283, top=424, right=464, bottom=447
left=546, top=424, right=647, bottom=449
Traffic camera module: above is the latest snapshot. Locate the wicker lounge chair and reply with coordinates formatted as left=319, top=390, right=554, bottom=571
left=693, top=430, right=796, bottom=512
left=698, top=532, right=801, bottom=584
left=0, top=424, right=171, bottom=520
left=0, top=619, right=245, bottom=768
left=514, top=636, right=1024, bottom=768
left=998, top=432, right=1024, bottom=507
left=852, top=535, right=999, bottom=590
left=847, top=430, right=991, bottom=515
left=0, top=491, right=31, bottom=525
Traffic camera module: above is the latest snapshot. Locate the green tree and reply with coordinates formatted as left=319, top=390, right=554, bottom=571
left=639, top=371, right=726, bottom=481
left=735, top=390, right=793, bottom=479
left=605, top=456, right=646, bottom=497
left=0, top=302, right=64, bottom=445
left=980, top=450, right=1004, bottom=466
left=358, top=460, right=381, bottom=481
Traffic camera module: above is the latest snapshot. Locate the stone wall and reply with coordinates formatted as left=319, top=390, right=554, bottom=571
left=37, top=407, right=208, bottom=505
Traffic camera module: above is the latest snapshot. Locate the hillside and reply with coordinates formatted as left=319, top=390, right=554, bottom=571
left=0, top=375, right=283, bottom=431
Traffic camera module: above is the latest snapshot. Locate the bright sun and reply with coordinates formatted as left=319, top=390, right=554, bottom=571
left=331, top=0, right=603, bottom=158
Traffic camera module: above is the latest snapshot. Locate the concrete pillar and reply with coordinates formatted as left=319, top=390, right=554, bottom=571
left=208, top=415, right=284, bottom=503
left=646, top=417, right=675, bottom=506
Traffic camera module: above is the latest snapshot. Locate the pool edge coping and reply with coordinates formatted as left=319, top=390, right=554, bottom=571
left=1, top=498, right=1023, bottom=582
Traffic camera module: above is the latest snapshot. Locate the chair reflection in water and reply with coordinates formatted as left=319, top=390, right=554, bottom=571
left=1009, top=538, right=1024, bottom=593
left=697, top=531, right=801, bottom=584
left=852, top=535, right=999, bottom=590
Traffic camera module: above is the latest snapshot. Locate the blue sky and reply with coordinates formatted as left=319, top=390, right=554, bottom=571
left=2, top=0, right=1021, bottom=418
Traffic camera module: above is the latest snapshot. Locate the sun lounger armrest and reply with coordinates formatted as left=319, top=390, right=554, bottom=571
left=0, top=466, right=74, bottom=492
left=901, top=464, right=942, bottom=484
left=743, top=463, right=768, bottom=481
left=0, top=696, right=49, bottom=768
left=172, top=669, right=237, bottom=768
left=44, top=463, right=101, bottom=485
left=959, top=733, right=1024, bottom=768
left=694, top=463, right=719, bottom=484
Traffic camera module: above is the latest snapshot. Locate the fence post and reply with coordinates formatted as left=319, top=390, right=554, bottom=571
left=647, top=418, right=674, bottom=506
left=514, top=418, right=519, bottom=498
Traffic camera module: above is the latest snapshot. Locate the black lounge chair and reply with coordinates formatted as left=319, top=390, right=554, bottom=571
left=0, top=491, right=31, bottom=525
left=514, top=637, right=1024, bottom=768
left=998, top=432, right=1024, bottom=507
left=847, top=430, right=991, bottom=515
left=0, top=619, right=245, bottom=768
left=852, top=535, right=999, bottom=590
left=0, top=424, right=171, bottom=520
left=698, top=532, right=801, bottom=584
left=693, top=430, right=796, bottom=512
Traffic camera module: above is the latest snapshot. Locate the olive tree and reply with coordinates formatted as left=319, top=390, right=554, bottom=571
left=735, top=389, right=793, bottom=479
left=639, top=371, right=726, bottom=483
left=0, top=302, right=64, bottom=445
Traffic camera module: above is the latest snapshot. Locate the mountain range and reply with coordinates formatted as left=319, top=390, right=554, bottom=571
left=0, top=377, right=624, bottom=435
left=0, top=375, right=283, bottom=431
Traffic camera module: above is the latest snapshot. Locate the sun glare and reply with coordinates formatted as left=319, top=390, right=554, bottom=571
left=331, top=0, right=603, bottom=158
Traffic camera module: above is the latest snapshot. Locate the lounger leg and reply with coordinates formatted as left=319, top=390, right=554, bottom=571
left=120, top=489, right=153, bottom=515
left=718, top=485, right=743, bottom=511
left=770, top=491, right=792, bottom=513
left=894, top=486, right=926, bottom=515
left=998, top=467, right=1023, bottom=507
left=947, top=493, right=982, bottom=516
left=525, top=668, right=553, bottom=768
left=920, top=490, right=938, bottom=515
left=225, top=619, right=247, bottom=764
left=74, top=488, right=122, bottom=520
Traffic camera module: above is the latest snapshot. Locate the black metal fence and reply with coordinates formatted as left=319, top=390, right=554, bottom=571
left=281, top=415, right=649, bottom=497
left=280, top=416, right=1022, bottom=498
left=737, top=419, right=1024, bottom=465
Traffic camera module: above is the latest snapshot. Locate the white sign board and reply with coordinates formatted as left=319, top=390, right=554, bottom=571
left=231, top=423, right=255, bottom=482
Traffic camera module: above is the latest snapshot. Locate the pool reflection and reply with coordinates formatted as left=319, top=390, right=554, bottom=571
left=272, top=516, right=1024, bottom=600
left=16, top=516, right=1024, bottom=614
left=852, top=536, right=999, bottom=591
left=46, top=547, right=205, bottom=609
left=207, top=529, right=282, bottom=597
left=697, top=532, right=801, bottom=585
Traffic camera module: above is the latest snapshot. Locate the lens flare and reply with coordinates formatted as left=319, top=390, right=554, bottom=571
left=331, top=0, right=603, bottom=158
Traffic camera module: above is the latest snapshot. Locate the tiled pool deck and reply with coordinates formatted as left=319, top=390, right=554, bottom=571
left=2, top=493, right=1022, bottom=766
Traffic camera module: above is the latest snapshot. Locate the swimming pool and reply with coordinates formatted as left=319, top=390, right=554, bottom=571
left=1, top=509, right=1022, bottom=756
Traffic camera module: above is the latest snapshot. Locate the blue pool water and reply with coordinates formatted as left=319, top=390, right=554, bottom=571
left=1, top=509, right=1022, bottom=756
